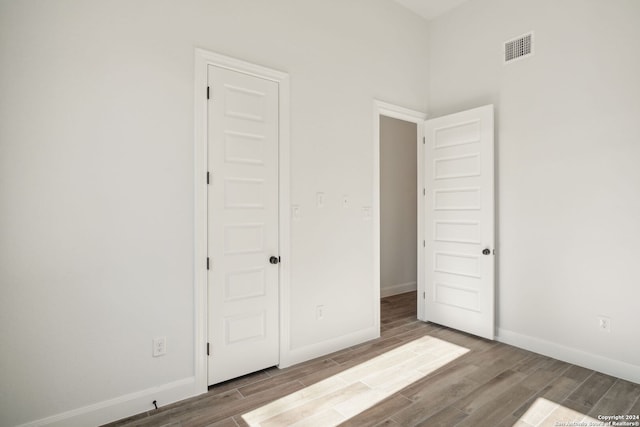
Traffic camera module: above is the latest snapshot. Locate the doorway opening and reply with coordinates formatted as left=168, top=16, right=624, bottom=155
left=380, top=116, right=418, bottom=319
left=380, top=115, right=418, bottom=299
left=373, top=100, right=427, bottom=328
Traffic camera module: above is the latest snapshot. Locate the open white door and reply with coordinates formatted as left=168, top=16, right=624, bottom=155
left=423, top=105, right=495, bottom=340
left=207, top=65, right=280, bottom=385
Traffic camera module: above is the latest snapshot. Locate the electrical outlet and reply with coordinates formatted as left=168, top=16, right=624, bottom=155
left=342, top=195, right=349, bottom=208
left=316, top=193, right=325, bottom=208
left=316, top=305, right=324, bottom=320
left=597, top=316, right=611, bottom=333
left=362, top=206, right=371, bottom=219
left=153, top=337, right=167, bottom=357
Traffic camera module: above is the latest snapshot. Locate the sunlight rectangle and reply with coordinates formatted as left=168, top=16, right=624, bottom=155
left=519, top=397, right=601, bottom=427
left=241, top=336, right=469, bottom=426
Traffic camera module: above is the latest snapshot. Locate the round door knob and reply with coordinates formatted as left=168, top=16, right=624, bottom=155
left=482, top=248, right=491, bottom=255
left=269, top=256, right=280, bottom=264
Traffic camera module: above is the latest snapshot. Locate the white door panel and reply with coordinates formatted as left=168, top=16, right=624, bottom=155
left=208, top=65, right=279, bottom=385
left=424, top=105, right=494, bottom=340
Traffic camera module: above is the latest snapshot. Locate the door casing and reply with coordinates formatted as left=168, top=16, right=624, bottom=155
left=194, top=49, right=291, bottom=394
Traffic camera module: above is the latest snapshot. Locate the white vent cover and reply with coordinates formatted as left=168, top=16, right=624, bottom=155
left=504, top=32, right=533, bottom=63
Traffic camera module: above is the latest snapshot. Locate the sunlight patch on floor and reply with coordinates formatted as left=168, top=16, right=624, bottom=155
left=516, top=397, right=600, bottom=427
left=241, top=336, right=469, bottom=426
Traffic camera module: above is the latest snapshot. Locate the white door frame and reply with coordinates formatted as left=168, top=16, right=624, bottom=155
left=373, top=100, right=427, bottom=323
left=194, top=49, right=291, bottom=393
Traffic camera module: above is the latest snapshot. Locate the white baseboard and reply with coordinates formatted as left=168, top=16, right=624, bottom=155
left=16, top=377, right=201, bottom=427
left=497, top=328, right=640, bottom=384
left=279, top=325, right=379, bottom=369
left=24, top=327, right=639, bottom=426
left=380, top=281, right=417, bottom=298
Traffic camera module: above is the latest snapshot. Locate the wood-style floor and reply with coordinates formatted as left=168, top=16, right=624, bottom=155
left=106, top=292, right=640, bottom=427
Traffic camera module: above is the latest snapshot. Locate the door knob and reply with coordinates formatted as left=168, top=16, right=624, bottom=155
left=482, top=248, right=491, bottom=255
left=269, top=256, right=280, bottom=264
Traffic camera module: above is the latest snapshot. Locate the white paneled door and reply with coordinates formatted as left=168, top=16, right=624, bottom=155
left=423, top=105, right=495, bottom=340
left=207, top=65, right=280, bottom=385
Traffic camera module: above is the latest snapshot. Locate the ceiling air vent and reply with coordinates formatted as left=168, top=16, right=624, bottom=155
left=504, top=32, right=533, bottom=63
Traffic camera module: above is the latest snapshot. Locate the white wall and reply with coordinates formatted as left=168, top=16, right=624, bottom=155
left=0, top=1, right=429, bottom=425
left=429, top=0, right=640, bottom=381
left=380, top=116, right=417, bottom=297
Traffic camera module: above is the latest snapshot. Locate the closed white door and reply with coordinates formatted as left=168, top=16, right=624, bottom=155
left=207, top=65, right=279, bottom=385
left=423, top=105, right=495, bottom=340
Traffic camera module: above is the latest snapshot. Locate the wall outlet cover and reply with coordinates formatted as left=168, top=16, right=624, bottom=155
left=153, top=337, right=167, bottom=357
left=362, top=206, right=371, bottom=219
left=597, top=316, right=611, bottom=333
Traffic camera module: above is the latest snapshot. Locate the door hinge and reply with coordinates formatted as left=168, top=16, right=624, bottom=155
left=206, top=342, right=210, bottom=356
left=423, top=136, right=426, bottom=144
left=207, top=86, right=210, bottom=100
left=423, top=291, right=426, bottom=299
left=207, top=171, right=210, bottom=184
left=207, top=257, right=210, bottom=270
left=423, top=188, right=426, bottom=196
left=423, top=240, right=426, bottom=247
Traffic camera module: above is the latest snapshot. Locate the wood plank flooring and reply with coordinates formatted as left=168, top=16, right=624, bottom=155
left=105, top=292, right=640, bottom=427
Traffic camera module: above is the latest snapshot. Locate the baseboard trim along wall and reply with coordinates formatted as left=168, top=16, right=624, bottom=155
left=16, top=377, right=199, bottom=427
left=497, top=328, right=640, bottom=385
left=19, top=327, right=640, bottom=426
left=280, top=326, right=379, bottom=369
left=380, top=281, right=417, bottom=298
